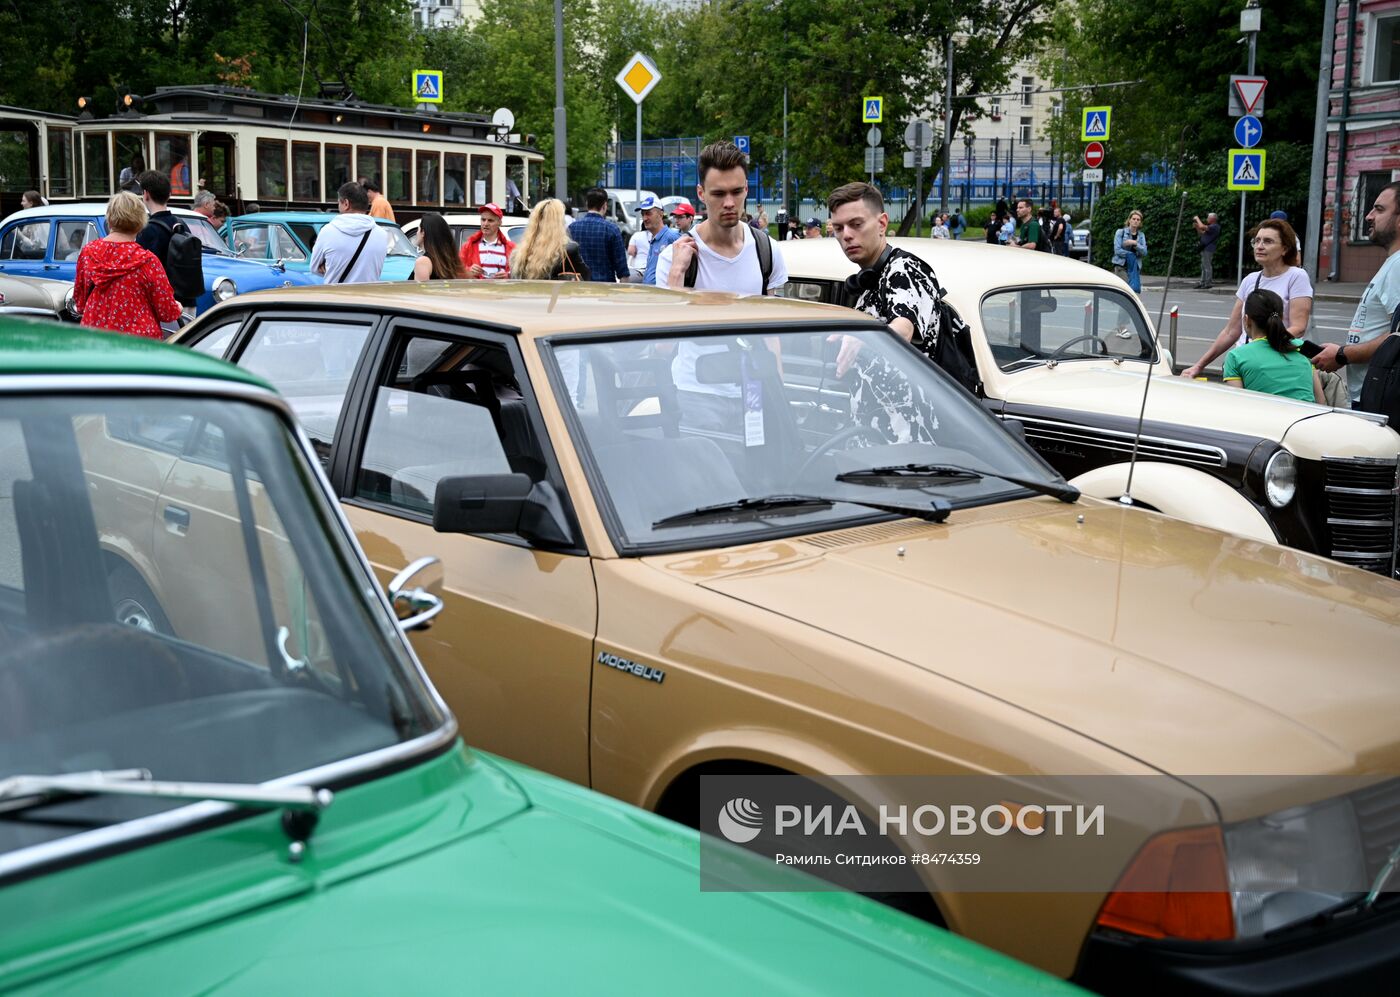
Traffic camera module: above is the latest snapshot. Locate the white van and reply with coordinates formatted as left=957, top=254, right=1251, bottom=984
left=603, top=187, right=658, bottom=236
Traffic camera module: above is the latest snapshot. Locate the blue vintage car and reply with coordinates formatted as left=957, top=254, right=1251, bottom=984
left=222, top=211, right=419, bottom=281
left=0, top=203, right=317, bottom=312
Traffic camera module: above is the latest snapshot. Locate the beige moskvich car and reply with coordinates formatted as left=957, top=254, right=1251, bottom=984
left=779, top=238, right=1400, bottom=579
left=176, top=283, right=1400, bottom=992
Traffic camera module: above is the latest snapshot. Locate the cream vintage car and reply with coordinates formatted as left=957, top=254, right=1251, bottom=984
left=779, top=238, right=1400, bottom=579
left=176, top=282, right=1400, bottom=992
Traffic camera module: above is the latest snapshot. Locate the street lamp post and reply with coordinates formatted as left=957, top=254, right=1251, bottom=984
left=553, top=0, right=567, bottom=202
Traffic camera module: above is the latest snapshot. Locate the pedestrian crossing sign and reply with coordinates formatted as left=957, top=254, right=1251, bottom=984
left=1080, top=106, right=1111, bottom=141
left=863, top=96, right=883, bottom=123
left=414, top=70, right=443, bottom=104
left=1227, top=148, right=1266, bottom=191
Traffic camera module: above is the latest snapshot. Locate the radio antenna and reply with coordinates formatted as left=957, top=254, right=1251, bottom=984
left=1121, top=190, right=1187, bottom=505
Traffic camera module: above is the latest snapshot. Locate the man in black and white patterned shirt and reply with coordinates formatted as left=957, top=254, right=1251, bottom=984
left=827, top=181, right=943, bottom=442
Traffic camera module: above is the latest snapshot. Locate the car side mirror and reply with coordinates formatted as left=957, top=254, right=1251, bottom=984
left=1001, top=418, right=1028, bottom=443
left=433, top=473, right=531, bottom=535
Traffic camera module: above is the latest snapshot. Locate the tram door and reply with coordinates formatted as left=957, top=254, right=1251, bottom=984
left=0, top=118, right=40, bottom=216
left=201, top=133, right=237, bottom=207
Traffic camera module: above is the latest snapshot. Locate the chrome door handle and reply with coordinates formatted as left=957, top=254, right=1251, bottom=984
left=163, top=504, right=190, bottom=535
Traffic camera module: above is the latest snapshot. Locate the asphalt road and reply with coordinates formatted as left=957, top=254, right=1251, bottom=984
left=1136, top=283, right=1358, bottom=372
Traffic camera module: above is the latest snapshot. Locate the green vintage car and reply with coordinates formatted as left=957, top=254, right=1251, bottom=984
left=0, top=320, right=1078, bottom=995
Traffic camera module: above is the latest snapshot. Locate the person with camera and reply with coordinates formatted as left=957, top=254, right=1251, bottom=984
left=1192, top=211, right=1221, bottom=289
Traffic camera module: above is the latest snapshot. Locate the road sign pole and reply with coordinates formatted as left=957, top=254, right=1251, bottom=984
left=1238, top=11, right=1258, bottom=280
left=553, top=0, right=567, bottom=201
left=635, top=103, right=642, bottom=211
left=915, top=141, right=924, bottom=238
left=1088, top=180, right=1095, bottom=263
left=941, top=36, right=953, bottom=214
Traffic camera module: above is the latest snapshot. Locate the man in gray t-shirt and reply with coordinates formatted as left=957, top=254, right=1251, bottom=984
left=1315, top=183, right=1400, bottom=403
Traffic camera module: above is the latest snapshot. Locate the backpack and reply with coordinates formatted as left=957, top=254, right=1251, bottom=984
left=928, top=276, right=981, bottom=395
left=151, top=216, right=205, bottom=304
left=1357, top=302, right=1400, bottom=424
left=685, top=228, right=774, bottom=294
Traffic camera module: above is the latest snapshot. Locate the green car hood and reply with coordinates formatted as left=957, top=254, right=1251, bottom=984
left=0, top=745, right=1076, bottom=995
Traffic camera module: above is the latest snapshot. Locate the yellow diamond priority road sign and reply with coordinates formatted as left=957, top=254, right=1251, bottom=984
left=616, top=53, right=661, bottom=105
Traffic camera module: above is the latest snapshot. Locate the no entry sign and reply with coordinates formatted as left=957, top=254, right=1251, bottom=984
left=1083, top=142, right=1105, bottom=169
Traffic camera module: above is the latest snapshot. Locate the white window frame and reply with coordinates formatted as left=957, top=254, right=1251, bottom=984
left=1021, top=76, right=1034, bottom=107
left=1019, top=117, right=1033, bottom=144
left=1364, top=10, right=1400, bottom=85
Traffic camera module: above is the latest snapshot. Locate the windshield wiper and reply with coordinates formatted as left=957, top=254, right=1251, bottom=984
left=654, top=495, right=834, bottom=529
left=653, top=492, right=953, bottom=529
left=0, top=768, right=332, bottom=816
left=837, top=463, right=1079, bottom=503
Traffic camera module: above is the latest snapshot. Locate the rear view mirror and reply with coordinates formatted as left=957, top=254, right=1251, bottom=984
left=433, top=473, right=531, bottom=535
left=694, top=350, right=743, bottom=385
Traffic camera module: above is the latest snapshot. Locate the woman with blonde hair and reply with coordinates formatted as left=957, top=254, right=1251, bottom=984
left=511, top=199, right=590, bottom=280
left=73, top=191, right=182, bottom=338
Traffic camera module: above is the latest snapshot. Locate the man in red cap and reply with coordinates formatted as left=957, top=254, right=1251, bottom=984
left=671, top=201, right=696, bottom=238
left=459, top=202, right=515, bottom=279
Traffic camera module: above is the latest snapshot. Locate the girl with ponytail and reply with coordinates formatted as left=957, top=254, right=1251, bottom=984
left=1222, top=288, right=1324, bottom=403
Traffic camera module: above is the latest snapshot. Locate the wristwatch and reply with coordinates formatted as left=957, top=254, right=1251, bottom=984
left=1336, top=346, right=1350, bottom=367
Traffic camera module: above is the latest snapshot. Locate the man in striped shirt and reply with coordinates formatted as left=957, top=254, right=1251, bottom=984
left=460, top=203, right=515, bottom=279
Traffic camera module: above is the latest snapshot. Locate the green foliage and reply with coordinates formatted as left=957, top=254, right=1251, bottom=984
left=962, top=204, right=996, bottom=230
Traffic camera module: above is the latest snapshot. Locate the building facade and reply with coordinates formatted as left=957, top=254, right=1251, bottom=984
left=412, top=0, right=482, bottom=30
left=1320, top=0, right=1400, bottom=282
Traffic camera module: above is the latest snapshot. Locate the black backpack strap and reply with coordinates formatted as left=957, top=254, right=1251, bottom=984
left=684, top=245, right=698, bottom=288
left=754, top=229, right=773, bottom=294
left=337, top=229, right=373, bottom=284
left=1390, top=301, right=1400, bottom=335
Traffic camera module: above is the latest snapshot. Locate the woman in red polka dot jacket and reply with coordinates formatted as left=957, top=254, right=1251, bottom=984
left=73, top=191, right=182, bottom=339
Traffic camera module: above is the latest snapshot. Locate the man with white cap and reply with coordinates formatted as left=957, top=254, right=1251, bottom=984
left=459, top=202, right=515, bottom=279
left=640, top=195, right=680, bottom=286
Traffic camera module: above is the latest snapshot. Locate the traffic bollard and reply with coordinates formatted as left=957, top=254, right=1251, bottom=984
left=1168, top=306, right=1179, bottom=361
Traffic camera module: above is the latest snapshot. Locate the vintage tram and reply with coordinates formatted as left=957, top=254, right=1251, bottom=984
left=0, top=85, right=544, bottom=220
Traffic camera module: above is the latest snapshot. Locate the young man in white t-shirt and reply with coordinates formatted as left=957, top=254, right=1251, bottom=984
left=654, top=140, right=788, bottom=443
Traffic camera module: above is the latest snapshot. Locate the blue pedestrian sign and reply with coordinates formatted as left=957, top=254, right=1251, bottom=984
left=1233, top=115, right=1263, bottom=149
left=734, top=135, right=751, bottom=155
left=1228, top=149, right=1266, bottom=191
left=862, top=96, right=883, bottom=123
left=413, top=70, right=443, bottom=104
left=1080, top=105, right=1111, bottom=141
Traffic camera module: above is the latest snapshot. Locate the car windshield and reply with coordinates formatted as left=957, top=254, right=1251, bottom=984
left=179, top=215, right=234, bottom=255
left=549, top=326, right=1064, bottom=550
left=0, top=394, right=442, bottom=854
left=980, top=285, right=1158, bottom=373
left=381, top=224, right=419, bottom=258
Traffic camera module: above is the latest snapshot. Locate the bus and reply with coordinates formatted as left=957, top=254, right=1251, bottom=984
left=0, top=85, right=545, bottom=220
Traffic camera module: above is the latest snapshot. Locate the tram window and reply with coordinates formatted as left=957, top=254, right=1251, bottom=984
left=48, top=128, right=74, bottom=198
left=293, top=142, right=320, bottom=201
left=113, top=132, right=148, bottom=191
left=444, top=154, right=467, bottom=206
left=416, top=151, right=440, bottom=205
left=325, top=144, right=352, bottom=191
left=470, top=155, right=493, bottom=207
left=0, top=131, right=28, bottom=192
left=356, top=147, right=382, bottom=189
left=155, top=133, right=192, bottom=197
left=202, top=134, right=235, bottom=197
left=387, top=148, right=411, bottom=204
left=257, top=139, right=288, bottom=200
left=82, top=133, right=111, bottom=196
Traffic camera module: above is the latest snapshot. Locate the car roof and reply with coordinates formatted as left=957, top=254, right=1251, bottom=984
left=207, top=280, right=879, bottom=337
left=0, top=316, right=271, bottom=389
left=779, top=236, right=1117, bottom=290
left=401, top=214, right=531, bottom=227
left=2, top=203, right=208, bottom=225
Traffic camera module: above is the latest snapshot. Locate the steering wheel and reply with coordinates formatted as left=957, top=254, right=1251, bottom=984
left=1048, top=334, right=1110, bottom=362
left=795, top=423, right=883, bottom=481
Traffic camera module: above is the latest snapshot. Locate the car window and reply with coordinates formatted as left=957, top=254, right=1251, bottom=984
left=355, top=332, right=542, bottom=523
left=289, top=222, right=320, bottom=251
left=189, top=318, right=243, bottom=359
left=55, top=221, right=98, bottom=262
left=237, top=319, right=374, bottom=464
left=980, top=286, right=1156, bottom=372
left=774, top=280, right=829, bottom=303
left=0, top=396, right=440, bottom=855
left=1, top=221, right=51, bottom=261
left=381, top=224, right=419, bottom=258
left=230, top=223, right=273, bottom=260
left=265, top=224, right=307, bottom=262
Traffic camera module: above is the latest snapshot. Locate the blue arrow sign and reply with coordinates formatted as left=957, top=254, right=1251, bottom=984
left=1233, top=115, right=1262, bottom=149
left=734, top=135, right=751, bottom=155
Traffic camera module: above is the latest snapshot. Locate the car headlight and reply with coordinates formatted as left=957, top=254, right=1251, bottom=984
left=1224, top=795, right=1368, bottom=938
left=1263, top=450, right=1296, bottom=508
left=213, top=277, right=237, bottom=302
left=62, top=284, right=79, bottom=319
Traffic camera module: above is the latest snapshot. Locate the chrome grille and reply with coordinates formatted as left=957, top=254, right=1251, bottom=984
left=1353, top=779, right=1400, bottom=886
left=1323, top=457, right=1399, bottom=577
left=1013, top=416, right=1227, bottom=468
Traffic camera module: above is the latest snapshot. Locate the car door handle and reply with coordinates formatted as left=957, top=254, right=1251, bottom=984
left=163, top=504, right=191, bottom=535
left=42, top=264, right=60, bottom=271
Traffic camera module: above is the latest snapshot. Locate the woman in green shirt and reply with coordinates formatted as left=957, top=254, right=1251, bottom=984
left=1223, top=288, right=1325, bottom=403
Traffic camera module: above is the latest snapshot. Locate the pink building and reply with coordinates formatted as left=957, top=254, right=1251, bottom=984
left=1320, top=0, right=1400, bottom=282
